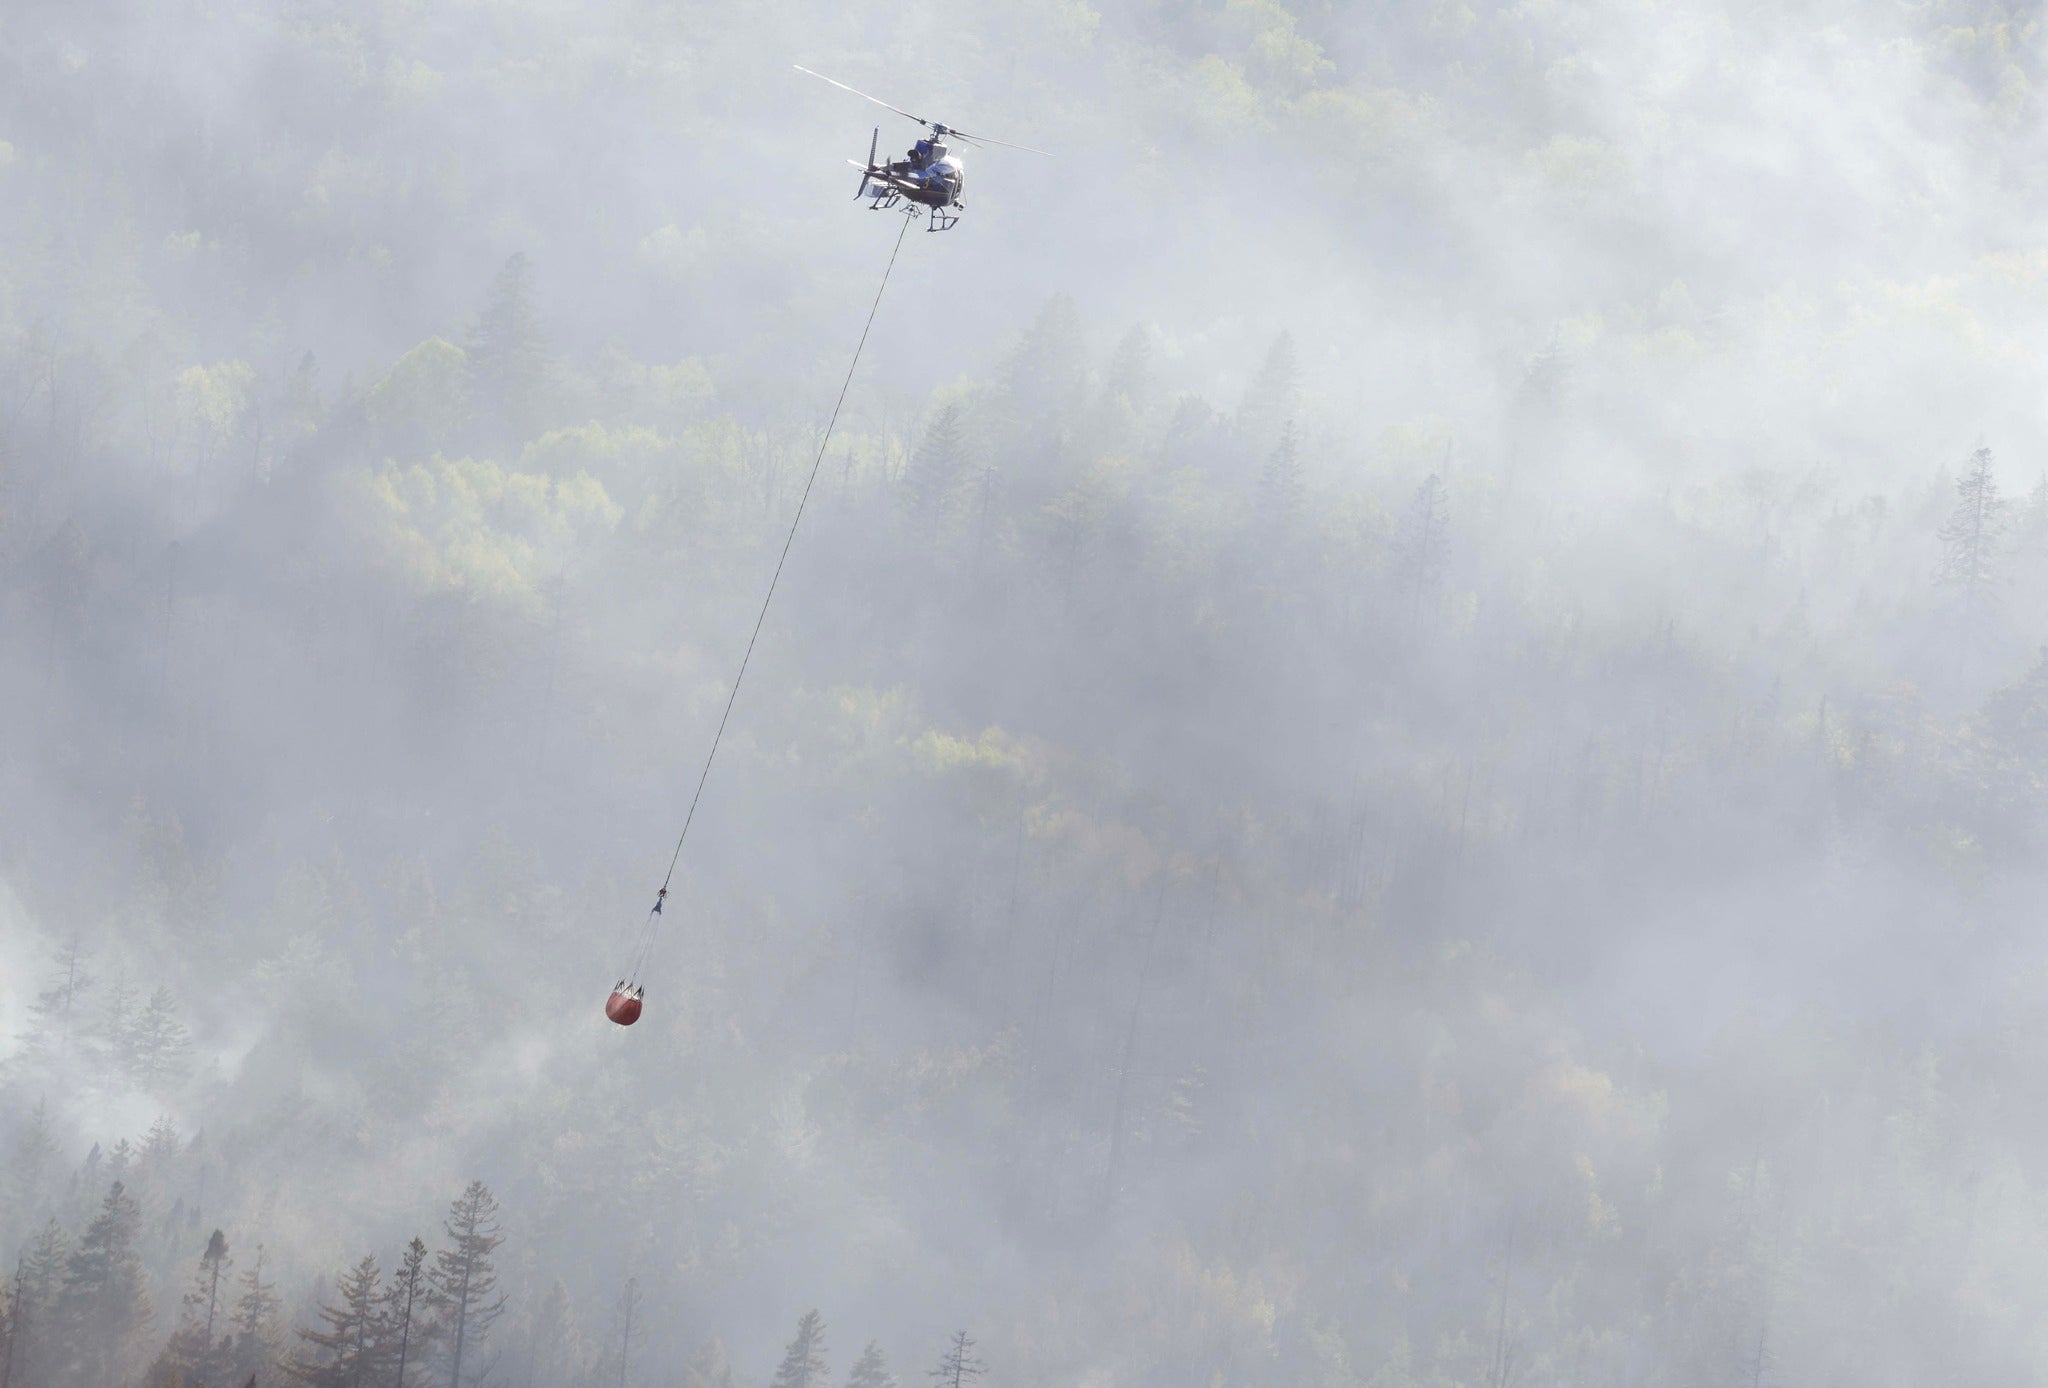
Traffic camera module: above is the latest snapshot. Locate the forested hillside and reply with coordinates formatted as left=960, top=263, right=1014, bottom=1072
left=6, top=1, right=2048, bottom=1385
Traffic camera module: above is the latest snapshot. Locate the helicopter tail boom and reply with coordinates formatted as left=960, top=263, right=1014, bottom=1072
left=856, top=127, right=879, bottom=198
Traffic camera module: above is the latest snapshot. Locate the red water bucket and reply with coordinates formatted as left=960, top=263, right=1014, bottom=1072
left=605, top=989, right=643, bottom=1026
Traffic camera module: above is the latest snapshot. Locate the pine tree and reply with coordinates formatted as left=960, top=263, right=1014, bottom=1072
left=128, top=987, right=193, bottom=1089
left=1257, top=418, right=1304, bottom=538
left=385, top=1237, right=430, bottom=1388
left=427, top=1181, right=507, bottom=1388
left=15, top=940, right=92, bottom=1066
left=465, top=253, right=549, bottom=447
left=2, top=1253, right=24, bottom=1388
left=55, top=1181, right=153, bottom=1386
left=230, top=1244, right=285, bottom=1387
left=1939, top=446, right=2009, bottom=613
left=1395, top=469, right=1451, bottom=620
left=137, top=1114, right=182, bottom=1203
left=926, top=1331, right=984, bottom=1388
left=1102, top=325, right=1153, bottom=417
left=100, top=972, right=141, bottom=1080
left=2, top=1223, right=64, bottom=1388
left=1238, top=330, right=1300, bottom=455
left=290, top=1255, right=389, bottom=1388
left=845, top=1340, right=896, bottom=1388
left=999, top=294, right=1085, bottom=472
left=904, top=404, right=969, bottom=531
left=770, top=1310, right=829, bottom=1388
left=4, top=1100, right=56, bottom=1228
left=197, top=1229, right=231, bottom=1339
left=150, top=1228, right=234, bottom=1388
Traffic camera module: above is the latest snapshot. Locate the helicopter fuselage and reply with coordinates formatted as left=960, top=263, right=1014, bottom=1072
left=853, top=136, right=967, bottom=229
left=865, top=146, right=964, bottom=207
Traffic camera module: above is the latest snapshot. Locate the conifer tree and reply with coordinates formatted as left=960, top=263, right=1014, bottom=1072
left=1395, top=469, right=1451, bottom=620
left=771, top=1310, right=829, bottom=1388
left=231, top=1244, right=285, bottom=1387
left=427, top=1181, right=507, bottom=1388
left=1940, top=445, right=2009, bottom=613
left=128, top=987, right=193, bottom=1089
left=4, top=1100, right=56, bottom=1229
left=999, top=294, right=1085, bottom=472
left=16, top=941, right=92, bottom=1068
left=99, top=973, right=140, bottom=1080
left=926, top=1331, right=984, bottom=1388
left=56, top=1181, right=153, bottom=1386
left=904, top=404, right=969, bottom=531
left=1, top=1252, right=24, bottom=1388
left=386, top=1237, right=431, bottom=1388
left=150, top=1228, right=234, bottom=1387
left=197, top=1228, right=230, bottom=1340
left=1102, top=325, right=1154, bottom=417
left=465, top=253, right=549, bottom=446
left=137, top=1114, right=182, bottom=1200
left=290, top=1255, right=388, bottom=1388
left=845, top=1340, right=896, bottom=1388
left=1238, top=330, right=1300, bottom=455
left=7, top=1222, right=66, bottom=1388
left=1257, top=418, right=1304, bottom=538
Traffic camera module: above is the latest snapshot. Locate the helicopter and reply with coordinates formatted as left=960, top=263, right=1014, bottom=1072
left=794, top=65, right=1052, bottom=232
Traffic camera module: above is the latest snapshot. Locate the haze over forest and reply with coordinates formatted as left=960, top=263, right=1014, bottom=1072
left=7, top=0, right=2048, bottom=1384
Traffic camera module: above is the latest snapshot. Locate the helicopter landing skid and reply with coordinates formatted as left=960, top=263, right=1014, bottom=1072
left=926, top=206, right=959, bottom=232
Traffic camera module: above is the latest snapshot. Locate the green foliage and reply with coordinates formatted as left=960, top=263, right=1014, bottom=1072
left=369, top=338, right=472, bottom=455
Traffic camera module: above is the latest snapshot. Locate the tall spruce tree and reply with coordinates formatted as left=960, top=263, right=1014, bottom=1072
left=230, top=1244, right=285, bottom=1387
left=4, top=1101, right=56, bottom=1231
left=427, top=1181, right=507, bottom=1388
left=845, top=1340, right=896, bottom=1388
left=1237, top=330, right=1300, bottom=456
left=926, top=1332, right=984, bottom=1388
left=1257, top=418, right=1304, bottom=539
left=770, top=1310, right=829, bottom=1388
left=16, top=941, right=92, bottom=1070
left=385, top=1237, right=430, bottom=1388
left=1395, top=469, right=1451, bottom=620
left=904, top=403, right=970, bottom=532
left=7, top=1222, right=66, bottom=1388
left=56, top=1181, right=152, bottom=1386
left=151, top=1227, right=234, bottom=1386
left=1940, top=445, right=2009, bottom=613
left=465, top=253, right=549, bottom=447
left=289, top=1255, right=388, bottom=1388
left=127, top=989, right=192, bottom=1089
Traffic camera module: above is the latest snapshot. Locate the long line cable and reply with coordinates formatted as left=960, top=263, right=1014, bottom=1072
left=623, top=209, right=915, bottom=985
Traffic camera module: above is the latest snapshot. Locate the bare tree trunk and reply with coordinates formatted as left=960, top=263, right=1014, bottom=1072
left=1488, top=1217, right=1517, bottom=1388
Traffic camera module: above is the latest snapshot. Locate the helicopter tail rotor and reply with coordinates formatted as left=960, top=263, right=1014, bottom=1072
left=856, top=126, right=879, bottom=198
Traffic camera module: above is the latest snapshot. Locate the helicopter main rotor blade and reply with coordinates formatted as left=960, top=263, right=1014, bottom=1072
left=793, top=65, right=931, bottom=129
left=947, top=128, right=1054, bottom=157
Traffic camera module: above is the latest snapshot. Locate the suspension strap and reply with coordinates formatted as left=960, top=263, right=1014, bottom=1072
left=624, top=210, right=917, bottom=983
